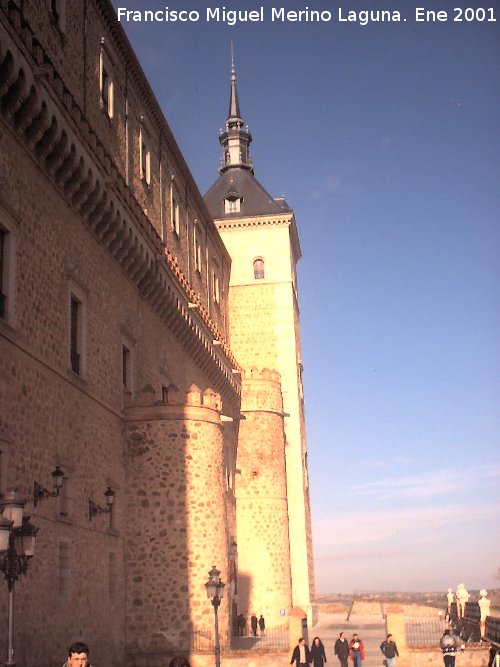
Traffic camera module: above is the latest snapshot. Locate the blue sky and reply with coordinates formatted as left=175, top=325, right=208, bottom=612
left=113, top=0, right=500, bottom=593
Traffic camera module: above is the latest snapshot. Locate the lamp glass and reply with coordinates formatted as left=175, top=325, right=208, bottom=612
left=52, top=466, right=64, bottom=489
left=205, top=579, right=217, bottom=598
left=3, top=506, right=23, bottom=529
left=0, top=525, right=10, bottom=552
left=217, top=581, right=225, bottom=599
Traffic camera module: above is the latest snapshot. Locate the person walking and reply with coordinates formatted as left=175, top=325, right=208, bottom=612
left=334, top=632, right=350, bottom=667
left=349, top=633, right=365, bottom=667
left=311, top=636, right=327, bottom=667
left=380, top=634, right=399, bottom=667
left=291, top=637, right=312, bottom=667
left=440, top=629, right=459, bottom=667
left=250, top=613, right=258, bottom=637
left=258, top=614, right=266, bottom=637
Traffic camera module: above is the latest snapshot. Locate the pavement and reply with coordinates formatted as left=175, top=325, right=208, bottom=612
left=192, top=611, right=387, bottom=667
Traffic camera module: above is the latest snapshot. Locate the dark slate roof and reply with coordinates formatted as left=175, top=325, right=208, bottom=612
left=204, top=168, right=292, bottom=219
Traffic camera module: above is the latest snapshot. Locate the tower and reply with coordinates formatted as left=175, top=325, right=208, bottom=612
left=204, top=61, right=317, bottom=625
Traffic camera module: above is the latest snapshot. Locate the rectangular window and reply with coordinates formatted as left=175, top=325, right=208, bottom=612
left=139, top=127, right=151, bottom=185
left=161, top=385, right=169, bottom=403
left=68, top=278, right=87, bottom=378
left=99, top=46, right=113, bottom=118
left=193, top=224, right=202, bottom=273
left=0, top=229, right=5, bottom=320
left=171, top=197, right=180, bottom=236
left=58, top=474, right=72, bottom=518
left=212, top=270, right=220, bottom=304
left=122, top=345, right=130, bottom=388
left=0, top=210, right=16, bottom=325
left=70, top=296, right=81, bottom=374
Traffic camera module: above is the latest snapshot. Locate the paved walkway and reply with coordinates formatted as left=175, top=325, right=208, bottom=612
left=193, top=611, right=387, bottom=667
left=312, top=611, right=386, bottom=667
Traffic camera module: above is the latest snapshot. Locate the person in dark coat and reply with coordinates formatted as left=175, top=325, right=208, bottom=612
left=291, top=637, right=312, bottom=667
left=250, top=614, right=258, bottom=637
left=334, top=632, right=350, bottom=667
left=258, top=614, right=266, bottom=637
left=311, top=636, right=327, bottom=667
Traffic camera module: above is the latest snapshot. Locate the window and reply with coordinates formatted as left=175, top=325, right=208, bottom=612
left=68, top=280, right=86, bottom=377
left=0, top=436, right=9, bottom=497
left=253, top=258, right=265, bottom=280
left=171, top=196, right=180, bottom=236
left=212, top=265, right=220, bottom=304
left=70, top=297, right=81, bottom=373
left=139, top=126, right=151, bottom=186
left=193, top=223, right=202, bottom=274
left=161, top=385, right=169, bottom=403
left=58, top=473, right=72, bottom=518
left=0, top=210, right=16, bottom=325
left=122, top=345, right=131, bottom=389
left=224, top=196, right=241, bottom=214
left=0, top=229, right=6, bottom=320
left=99, top=40, right=114, bottom=118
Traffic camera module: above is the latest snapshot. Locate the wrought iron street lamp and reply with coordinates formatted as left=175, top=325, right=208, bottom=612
left=33, top=465, right=65, bottom=507
left=0, top=491, right=39, bottom=667
left=89, top=486, right=115, bottom=522
left=205, top=566, right=225, bottom=667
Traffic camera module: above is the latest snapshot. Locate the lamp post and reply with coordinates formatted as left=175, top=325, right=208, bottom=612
left=205, top=566, right=225, bottom=667
left=0, top=491, right=38, bottom=667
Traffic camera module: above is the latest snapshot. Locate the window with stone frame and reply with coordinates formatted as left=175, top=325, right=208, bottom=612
left=193, top=222, right=202, bottom=274
left=99, top=40, right=114, bottom=119
left=0, top=208, right=16, bottom=325
left=224, top=196, right=241, bottom=214
left=171, top=192, right=181, bottom=236
left=212, top=262, right=220, bottom=304
left=68, top=280, right=87, bottom=377
left=139, top=124, right=151, bottom=186
left=0, top=436, right=9, bottom=497
left=253, top=258, right=265, bottom=280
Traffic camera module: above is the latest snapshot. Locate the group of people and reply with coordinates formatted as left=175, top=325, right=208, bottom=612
left=290, top=632, right=399, bottom=667
left=237, top=612, right=266, bottom=637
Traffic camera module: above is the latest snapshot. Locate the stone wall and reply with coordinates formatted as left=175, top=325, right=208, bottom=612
left=125, top=389, right=234, bottom=666
left=0, top=2, right=241, bottom=666
left=236, top=369, right=292, bottom=628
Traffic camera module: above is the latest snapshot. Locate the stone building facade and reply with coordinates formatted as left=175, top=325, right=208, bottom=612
left=0, top=1, right=314, bottom=666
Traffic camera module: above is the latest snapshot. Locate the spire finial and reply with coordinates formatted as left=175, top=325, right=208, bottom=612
left=231, top=41, right=235, bottom=81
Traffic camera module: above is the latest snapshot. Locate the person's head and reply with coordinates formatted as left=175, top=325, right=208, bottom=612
left=168, top=658, right=190, bottom=667
left=298, top=637, right=305, bottom=646
left=353, top=634, right=359, bottom=639
left=339, top=632, right=344, bottom=639
left=387, top=634, right=393, bottom=641
left=313, top=637, right=322, bottom=646
left=67, top=643, right=89, bottom=667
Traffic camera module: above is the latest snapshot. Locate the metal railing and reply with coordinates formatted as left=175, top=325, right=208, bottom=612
left=486, top=617, right=500, bottom=648
left=191, top=626, right=289, bottom=653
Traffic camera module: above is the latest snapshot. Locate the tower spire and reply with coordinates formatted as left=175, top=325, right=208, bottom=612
left=219, top=46, right=253, bottom=174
